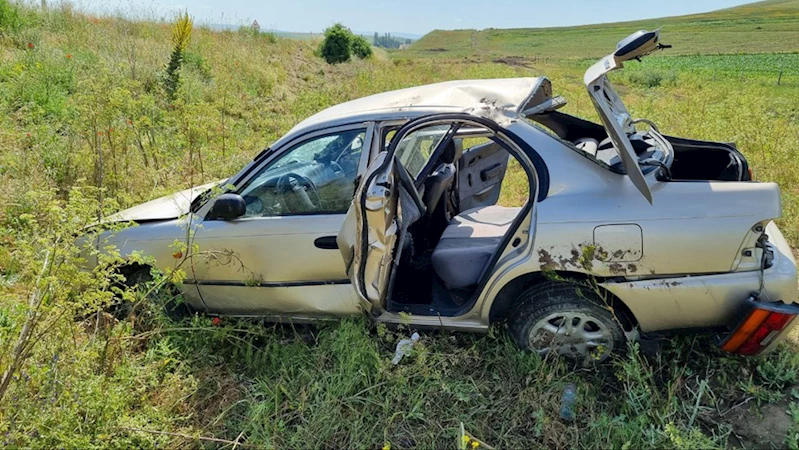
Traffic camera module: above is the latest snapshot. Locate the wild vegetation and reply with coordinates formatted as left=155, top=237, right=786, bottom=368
left=0, top=1, right=798, bottom=448
left=406, top=0, right=799, bottom=59
left=319, top=23, right=373, bottom=64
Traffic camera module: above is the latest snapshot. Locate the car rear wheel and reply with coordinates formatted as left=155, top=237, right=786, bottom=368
left=508, top=281, right=626, bottom=364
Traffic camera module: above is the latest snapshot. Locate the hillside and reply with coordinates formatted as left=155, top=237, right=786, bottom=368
left=407, top=0, right=799, bottom=59
left=1, top=2, right=799, bottom=449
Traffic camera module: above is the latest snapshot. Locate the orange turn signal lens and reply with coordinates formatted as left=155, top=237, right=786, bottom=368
left=721, top=299, right=799, bottom=356
left=721, top=308, right=770, bottom=353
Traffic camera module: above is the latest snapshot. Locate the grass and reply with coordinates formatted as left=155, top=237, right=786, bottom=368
left=0, top=2, right=798, bottom=449
left=405, top=0, right=799, bottom=59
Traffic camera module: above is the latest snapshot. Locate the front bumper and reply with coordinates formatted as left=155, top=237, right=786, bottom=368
left=603, top=221, right=797, bottom=337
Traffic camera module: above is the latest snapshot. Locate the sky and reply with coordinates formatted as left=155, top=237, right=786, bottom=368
left=83, top=0, right=756, bottom=36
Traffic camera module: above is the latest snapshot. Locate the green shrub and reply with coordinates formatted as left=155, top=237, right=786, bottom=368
left=0, top=0, right=23, bottom=33
left=319, top=24, right=374, bottom=64
left=626, top=68, right=678, bottom=88
left=319, top=23, right=352, bottom=64
left=351, top=35, right=373, bottom=59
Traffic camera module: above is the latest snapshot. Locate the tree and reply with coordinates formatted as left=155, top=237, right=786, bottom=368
left=319, top=23, right=352, bottom=64
left=351, top=35, right=372, bottom=59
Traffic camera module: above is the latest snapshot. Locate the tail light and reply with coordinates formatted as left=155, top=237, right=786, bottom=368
left=720, top=297, right=799, bottom=356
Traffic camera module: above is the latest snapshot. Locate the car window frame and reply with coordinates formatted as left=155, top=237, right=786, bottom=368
left=199, top=122, right=374, bottom=221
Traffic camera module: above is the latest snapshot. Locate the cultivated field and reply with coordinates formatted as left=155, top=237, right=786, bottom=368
left=406, top=0, right=799, bottom=59
left=0, top=1, right=798, bottom=449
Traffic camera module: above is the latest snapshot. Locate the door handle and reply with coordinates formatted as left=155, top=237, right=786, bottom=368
left=480, top=163, right=503, bottom=181
left=314, top=236, right=339, bottom=250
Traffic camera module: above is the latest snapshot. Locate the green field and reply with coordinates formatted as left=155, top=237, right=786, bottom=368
left=406, top=0, right=799, bottom=59
left=1, top=1, right=799, bottom=448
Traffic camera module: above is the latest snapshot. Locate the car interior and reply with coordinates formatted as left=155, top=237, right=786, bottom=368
left=382, top=126, right=530, bottom=317
left=376, top=110, right=751, bottom=318
left=531, top=111, right=751, bottom=181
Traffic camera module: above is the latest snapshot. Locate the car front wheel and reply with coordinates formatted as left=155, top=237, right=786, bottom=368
left=508, top=281, right=627, bottom=364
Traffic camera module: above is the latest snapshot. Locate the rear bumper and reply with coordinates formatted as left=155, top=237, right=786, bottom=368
left=603, top=221, right=797, bottom=336
left=755, top=222, right=798, bottom=352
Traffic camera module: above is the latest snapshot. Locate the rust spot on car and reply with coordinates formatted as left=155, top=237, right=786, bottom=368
left=538, top=243, right=642, bottom=274
left=538, top=248, right=557, bottom=270
left=608, top=262, right=625, bottom=274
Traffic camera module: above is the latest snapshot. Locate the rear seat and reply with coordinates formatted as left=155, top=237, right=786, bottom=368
left=431, top=205, right=522, bottom=289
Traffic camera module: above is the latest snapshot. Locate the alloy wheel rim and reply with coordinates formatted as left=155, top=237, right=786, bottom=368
left=528, top=311, right=614, bottom=363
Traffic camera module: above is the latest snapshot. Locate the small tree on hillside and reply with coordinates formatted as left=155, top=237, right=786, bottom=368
left=351, top=35, right=372, bottom=59
left=320, top=23, right=352, bottom=64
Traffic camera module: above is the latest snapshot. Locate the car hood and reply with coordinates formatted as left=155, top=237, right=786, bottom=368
left=104, top=181, right=222, bottom=223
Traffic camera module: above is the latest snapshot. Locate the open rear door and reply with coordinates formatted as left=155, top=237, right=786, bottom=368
left=339, top=113, right=543, bottom=315
left=457, top=141, right=510, bottom=211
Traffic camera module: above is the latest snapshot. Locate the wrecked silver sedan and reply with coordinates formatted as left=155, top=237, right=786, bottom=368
left=91, top=30, right=798, bottom=363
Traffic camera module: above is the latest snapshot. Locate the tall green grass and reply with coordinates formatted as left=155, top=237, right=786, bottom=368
left=0, top=3, right=798, bottom=448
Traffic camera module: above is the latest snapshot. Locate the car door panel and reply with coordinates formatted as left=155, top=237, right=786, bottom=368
left=189, top=124, right=373, bottom=317
left=188, top=214, right=359, bottom=316
left=337, top=152, right=399, bottom=311
left=458, top=141, right=510, bottom=211
left=340, top=114, right=537, bottom=315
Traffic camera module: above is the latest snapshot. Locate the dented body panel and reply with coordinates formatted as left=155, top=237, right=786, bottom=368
left=601, top=221, right=797, bottom=332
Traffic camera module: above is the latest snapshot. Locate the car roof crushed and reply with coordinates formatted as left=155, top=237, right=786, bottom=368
left=272, top=77, right=553, bottom=148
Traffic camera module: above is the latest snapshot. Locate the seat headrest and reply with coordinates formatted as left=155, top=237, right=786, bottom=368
left=440, top=139, right=463, bottom=165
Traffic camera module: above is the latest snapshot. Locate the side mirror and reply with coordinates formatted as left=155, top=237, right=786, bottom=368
left=206, top=193, right=246, bottom=220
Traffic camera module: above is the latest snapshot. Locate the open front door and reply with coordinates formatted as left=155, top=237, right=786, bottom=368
left=337, top=151, right=400, bottom=313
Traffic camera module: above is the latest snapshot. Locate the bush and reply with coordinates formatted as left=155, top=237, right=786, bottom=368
left=319, top=23, right=352, bottom=64
left=0, top=0, right=23, bottom=33
left=351, top=35, right=373, bottom=59
left=625, top=68, right=678, bottom=88
left=319, top=24, right=373, bottom=64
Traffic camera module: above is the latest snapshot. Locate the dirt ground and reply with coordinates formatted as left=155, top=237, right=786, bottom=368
left=728, top=401, right=795, bottom=449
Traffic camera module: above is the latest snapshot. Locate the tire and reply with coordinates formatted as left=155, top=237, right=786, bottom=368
left=119, top=267, right=192, bottom=320
left=508, top=281, right=627, bottom=364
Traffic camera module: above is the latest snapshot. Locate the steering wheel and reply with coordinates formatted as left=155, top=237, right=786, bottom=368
left=329, top=161, right=346, bottom=177
left=276, top=172, right=321, bottom=213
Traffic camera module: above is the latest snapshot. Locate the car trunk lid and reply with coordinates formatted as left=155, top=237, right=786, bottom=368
left=583, top=29, right=668, bottom=204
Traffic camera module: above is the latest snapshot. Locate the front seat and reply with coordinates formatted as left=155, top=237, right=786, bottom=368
left=421, top=139, right=462, bottom=216
left=431, top=205, right=521, bottom=289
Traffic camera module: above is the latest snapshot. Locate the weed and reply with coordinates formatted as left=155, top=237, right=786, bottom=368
left=624, top=68, right=678, bottom=88
left=0, top=3, right=796, bottom=448
left=163, top=11, right=193, bottom=98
